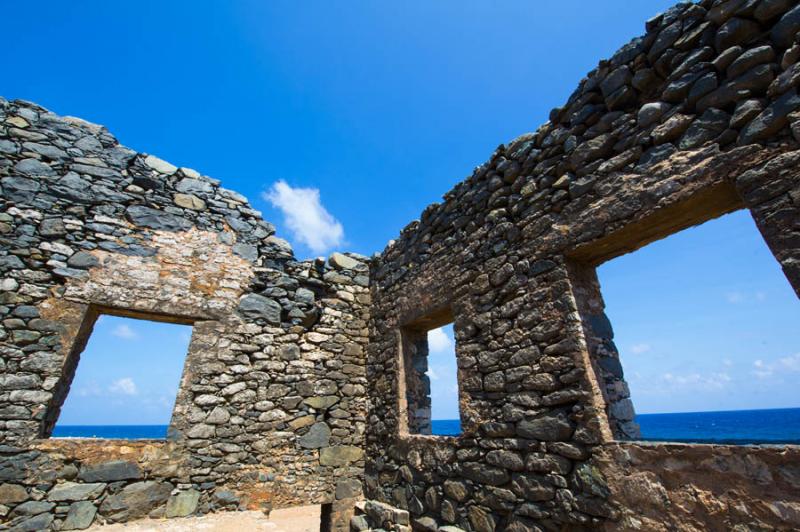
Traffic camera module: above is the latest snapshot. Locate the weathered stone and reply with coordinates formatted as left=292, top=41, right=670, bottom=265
left=99, top=481, right=172, bottom=521
left=297, top=422, right=331, bottom=449
left=66, top=251, right=99, bottom=269
left=459, top=463, right=510, bottom=486
left=11, top=500, right=55, bottom=515
left=78, top=461, right=141, bottom=483
left=517, top=413, right=575, bottom=441
left=238, top=294, right=282, bottom=324
left=47, top=482, right=106, bottom=502
left=0, top=483, right=28, bottom=504
left=329, top=252, right=360, bottom=270
left=772, top=5, right=800, bottom=48
left=319, top=446, right=363, bottom=467
left=174, top=193, right=206, bottom=210
left=335, top=478, right=362, bottom=500
left=125, top=205, right=192, bottom=232
left=144, top=155, right=178, bottom=175
left=62, top=500, right=98, bottom=530
left=165, top=489, right=200, bottom=518
left=10, top=512, right=54, bottom=531
left=739, top=89, right=800, bottom=143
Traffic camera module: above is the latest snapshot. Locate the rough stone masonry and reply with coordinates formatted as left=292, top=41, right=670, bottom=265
left=2, top=0, right=800, bottom=530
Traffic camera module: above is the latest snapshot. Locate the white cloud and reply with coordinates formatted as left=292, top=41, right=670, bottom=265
left=77, top=381, right=102, bottom=397
left=263, top=180, right=344, bottom=254
left=428, top=327, right=454, bottom=353
left=111, top=323, right=137, bottom=340
left=109, top=377, right=138, bottom=396
left=726, top=291, right=744, bottom=304
left=661, top=371, right=731, bottom=391
left=630, top=343, right=651, bottom=355
left=752, top=353, right=800, bottom=379
left=426, top=367, right=440, bottom=380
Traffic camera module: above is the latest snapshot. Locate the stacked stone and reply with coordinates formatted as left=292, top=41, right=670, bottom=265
left=365, top=0, right=800, bottom=530
left=0, top=98, right=369, bottom=530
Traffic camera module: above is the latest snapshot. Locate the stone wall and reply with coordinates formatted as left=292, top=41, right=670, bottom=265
left=0, top=98, right=369, bottom=530
left=365, top=0, right=800, bottom=530
left=3, top=0, right=800, bottom=531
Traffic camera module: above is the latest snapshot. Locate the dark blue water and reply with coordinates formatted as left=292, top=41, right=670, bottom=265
left=53, top=408, right=800, bottom=444
left=431, top=407, right=800, bottom=444
left=52, top=425, right=168, bottom=439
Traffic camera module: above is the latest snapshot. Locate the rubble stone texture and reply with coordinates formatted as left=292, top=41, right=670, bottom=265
left=0, top=98, right=369, bottom=530
left=2, top=0, right=800, bottom=530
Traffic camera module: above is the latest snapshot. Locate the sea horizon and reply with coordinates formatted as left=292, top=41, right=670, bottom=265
left=53, top=406, right=800, bottom=444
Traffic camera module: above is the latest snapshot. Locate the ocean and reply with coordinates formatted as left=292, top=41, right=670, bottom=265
left=53, top=407, right=800, bottom=444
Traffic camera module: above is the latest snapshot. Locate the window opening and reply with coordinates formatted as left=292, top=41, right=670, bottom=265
left=596, top=210, right=800, bottom=444
left=399, top=309, right=462, bottom=436
left=51, top=314, right=193, bottom=439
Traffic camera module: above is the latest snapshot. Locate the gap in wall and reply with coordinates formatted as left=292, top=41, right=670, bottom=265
left=399, top=308, right=462, bottom=437
left=597, top=210, right=800, bottom=444
left=427, top=323, right=461, bottom=436
left=52, top=315, right=193, bottom=439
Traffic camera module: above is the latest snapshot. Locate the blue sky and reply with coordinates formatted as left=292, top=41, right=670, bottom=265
left=7, top=1, right=796, bottom=424
left=56, top=316, right=190, bottom=425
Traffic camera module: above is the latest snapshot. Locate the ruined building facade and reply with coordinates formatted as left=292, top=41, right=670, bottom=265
left=2, top=0, right=800, bottom=530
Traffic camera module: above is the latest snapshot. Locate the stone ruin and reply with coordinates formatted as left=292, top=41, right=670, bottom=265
left=2, top=0, right=800, bottom=530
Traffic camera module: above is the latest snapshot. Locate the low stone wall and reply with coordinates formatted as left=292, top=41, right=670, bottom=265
left=0, top=98, right=369, bottom=530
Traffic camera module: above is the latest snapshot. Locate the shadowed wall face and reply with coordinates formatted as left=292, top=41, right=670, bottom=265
left=365, top=0, right=800, bottom=530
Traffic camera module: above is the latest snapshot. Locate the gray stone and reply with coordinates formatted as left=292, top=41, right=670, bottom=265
left=1, top=176, right=40, bottom=203
left=175, top=177, right=212, bottom=194
left=727, top=45, right=775, bottom=79
left=459, top=463, right=510, bottom=486
left=232, top=243, right=257, bottom=262
left=39, top=218, right=67, bottom=237
left=78, top=461, right=142, bottom=483
left=165, top=489, right=200, bottom=518
left=739, top=89, right=800, bottom=144
left=238, top=294, right=281, bottom=324
left=212, top=490, right=239, bottom=507
left=511, top=474, right=555, bottom=502
left=47, top=482, right=106, bottom=502
left=298, top=422, right=331, bottom=449
left=335, top=478, right=362, bottom=500
left=755, top=0, right=794, bottom=22
left=637, top=102, right=669, bottom=128
left=62, top=500, right=97, bottom=530
left=0, top=254, right=26, bottom=270
left=351, top=515, right=370, bottom=531
left=413, top=516, right=439, bottom=531
left=303, top=396, right=339, bottom=410
left=10, top=512, right=54, bottom=531
left=772, top=4, right=800, bottom=48
left=679, top=108, right=730, bottom=149
left=0, top=483, right=28, bottom=504
left=125, top=205, right=192, bottom=232
left=11, top=500, right=55, bottom=516
left=205, top=406, right=231, bottom=425
left=715, top=17, right=761, bottom=52
left=319, top=445, right=364, bottom=467
left=174, top=193, right=206, bottom=211
left=731, top=99, right=765, bottom=129
left=67, top=251, right=100, bottom=269
left=99, top=481, right=172, bottom=522
left=15, top=158, right=55, bottom=176
left=329, top=252, right=360, bottom=270
left=144, top=155, right=178, bottom=175
left=516, top=413, right=575, bottom=441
